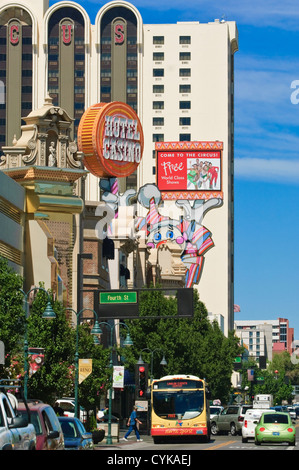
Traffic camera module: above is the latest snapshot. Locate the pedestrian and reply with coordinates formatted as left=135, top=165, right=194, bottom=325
left=123, top=406, right=143, bottom=442
left=53, top=402, right=64, bottom=416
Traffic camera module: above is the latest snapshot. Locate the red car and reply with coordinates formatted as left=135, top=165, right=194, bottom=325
left=18, top=403, right=64, bottom=450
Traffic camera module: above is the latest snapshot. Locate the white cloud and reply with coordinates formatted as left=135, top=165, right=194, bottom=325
left=234, top=157, right=299, bottom=184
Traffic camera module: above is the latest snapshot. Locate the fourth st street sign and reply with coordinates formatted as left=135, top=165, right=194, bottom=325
left=96, top=289, right=139, bottom=318
left=94, top=288, right=194, bottom=319
left=99, top=291, right=137, bottom=304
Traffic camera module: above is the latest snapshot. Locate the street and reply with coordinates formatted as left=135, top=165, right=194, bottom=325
left=95, top=425, right=299, bottom=452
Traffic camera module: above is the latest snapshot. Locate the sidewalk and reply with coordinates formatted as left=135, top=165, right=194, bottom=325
left=95, top=428, right=152, bottom=449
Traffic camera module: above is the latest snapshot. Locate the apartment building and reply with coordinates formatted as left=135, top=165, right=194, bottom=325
left=235, top=318, right=295, bottom=361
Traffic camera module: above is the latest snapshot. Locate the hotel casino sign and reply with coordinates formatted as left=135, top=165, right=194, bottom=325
left=78, top=102, right=144, bottom=178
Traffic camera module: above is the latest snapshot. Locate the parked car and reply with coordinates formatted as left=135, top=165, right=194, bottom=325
left=287, top=406, right=297, bottom=421
left=55, top=398, right=88, bottom=423
left=18, top=403, right=64, bottom=450
left=210, top=404, right=252, bottom=436
left=58, top=416, right=94, bottom=450
left=242, top=408, right=273, bottom=443
left=210, top=405, right=224, bottom=421
left=0, top=391, right=36, bottom=450
left=255, top=412, right=296, bottom=446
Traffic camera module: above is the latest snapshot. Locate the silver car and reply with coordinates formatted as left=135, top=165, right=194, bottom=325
left=210, top=404, right=252, bottom=436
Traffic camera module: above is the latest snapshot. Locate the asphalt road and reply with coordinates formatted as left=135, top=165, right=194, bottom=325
left=95, top=426, right=299, bottom=452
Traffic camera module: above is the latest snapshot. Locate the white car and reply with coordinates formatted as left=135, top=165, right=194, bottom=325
left=56, top=398, right=88, bottom=423
left=242, top=409, right=273, bottom=443
left=287, top=406, right=297, bottom=420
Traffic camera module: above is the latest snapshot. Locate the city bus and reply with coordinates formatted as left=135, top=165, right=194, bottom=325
left=150, top=374, right=210, bottom=443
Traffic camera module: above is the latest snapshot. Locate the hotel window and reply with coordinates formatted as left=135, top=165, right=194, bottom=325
left=179, top=68, right=191, bottom=77
left=127, top=69, right=137, bottom=77
left=179, top=101, right=191, bottom=109
left=179, top=36, right=191, bottom=44
left=153, top=36, right=164, bottom=44
left=153, top=84, right=164, bottom=93
left=153, top=117, right=164, bottom=126
left=179, top=52, right=191, bottom=61
left=179, top=117, right=191, bottom=126
left=179, top=84, right=191, bottom=93
left=153, top=134, right=164, bottom=142
left=179, top=134, right=191, bottom=141
left=153, top=68, right=164, bottom=77
left=153, top=52, right=164, bottom=61
left=153, top=101, right=164, bottom=109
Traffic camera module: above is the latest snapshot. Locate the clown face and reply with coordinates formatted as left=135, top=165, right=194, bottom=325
left=147, top=223, right=187, bottom=249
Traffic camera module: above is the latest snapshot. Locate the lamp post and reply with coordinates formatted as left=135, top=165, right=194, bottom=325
left=96, top=321, right=133, bottom=445
left=20, top=287, right=56, bottom=401
left=137, top=348, right=167, bottom=382
left=65, top=307, right=101, bottom=419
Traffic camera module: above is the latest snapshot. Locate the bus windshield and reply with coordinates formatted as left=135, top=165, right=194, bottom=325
left=153, top=389, right=205, bottom=420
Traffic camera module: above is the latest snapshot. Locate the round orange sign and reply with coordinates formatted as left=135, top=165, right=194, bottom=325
left=77, top=101, right=144, bottom=178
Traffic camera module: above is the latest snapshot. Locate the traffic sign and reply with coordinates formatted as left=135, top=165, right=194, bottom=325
left=94, top=288, right=193, bottom=319
left=99, top=291, right=137, bottom=304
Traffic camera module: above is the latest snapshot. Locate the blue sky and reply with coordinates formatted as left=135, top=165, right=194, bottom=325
left=51, top=0, right=299, bottom=338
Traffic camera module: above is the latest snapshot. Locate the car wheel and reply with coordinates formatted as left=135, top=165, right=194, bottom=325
left=242, top=436, right=248, bottom=443
left=210, top=422, right=218, bottom=435
left=255, top=439, right=261, bottom=446
left=230, top=423, right=237, bottom=436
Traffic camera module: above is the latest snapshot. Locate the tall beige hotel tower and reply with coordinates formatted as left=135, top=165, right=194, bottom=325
left=0, top=0, right=238, bottom=335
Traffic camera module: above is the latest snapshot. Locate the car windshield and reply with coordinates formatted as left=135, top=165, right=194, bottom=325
left=153, top=389, right=204, bottom=420
left=263, top=413, right=289, bottom=424
left=18, top=410, right=43, bottom=435
left=210, top=407, right=221, bottom=415
left=60, top=420, right=79, bottom=438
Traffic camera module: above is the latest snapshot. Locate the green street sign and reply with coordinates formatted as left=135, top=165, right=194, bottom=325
left=95, top=288, right=193, bottom=319
left=99, top=291, right=137, bottom=304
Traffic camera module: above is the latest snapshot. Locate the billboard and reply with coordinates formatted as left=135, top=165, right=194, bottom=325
left=156, top=141, right=223, bottom=200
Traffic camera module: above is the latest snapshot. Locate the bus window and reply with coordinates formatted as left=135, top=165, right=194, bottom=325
left=153, top=390, right=204, bottom=420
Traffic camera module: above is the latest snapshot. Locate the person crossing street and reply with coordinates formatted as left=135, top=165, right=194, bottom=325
left=123, top=406, right=143, bottom=442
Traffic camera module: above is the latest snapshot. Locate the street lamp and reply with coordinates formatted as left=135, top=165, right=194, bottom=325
left=20, top=287, right=56, bottom=401
left=65, top=307, right=100, bottom=419
left=137, top=348, right=167, bottom=382
left=95, top=321, right=133, bottom=444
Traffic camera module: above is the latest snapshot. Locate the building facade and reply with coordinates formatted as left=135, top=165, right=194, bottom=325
left=235, top=318, right=295, bottom=361
left=0, top=0, right=238, bottom=334
left=0, top=170, right=25, bottom=275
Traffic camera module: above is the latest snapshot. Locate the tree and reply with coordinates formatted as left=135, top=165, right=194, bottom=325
left=0, top=257, right=111, bottom=411
left=0, top=257, right=25, bottom=373
left=123, top=288, right=241, bottom=403
left=26, top=290, right=111, bottom=409
left=239, top=353, right=294, bottom=405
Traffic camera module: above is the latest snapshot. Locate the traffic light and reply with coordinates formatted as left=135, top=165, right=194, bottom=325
left=135, top=363, right=148, bottom=399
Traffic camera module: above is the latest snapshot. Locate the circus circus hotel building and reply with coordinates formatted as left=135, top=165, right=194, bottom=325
left=0, top=0, right=238, bottom=335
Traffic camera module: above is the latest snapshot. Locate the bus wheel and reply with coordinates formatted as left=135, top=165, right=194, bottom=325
left=153, top=437, right=162, bottom=444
